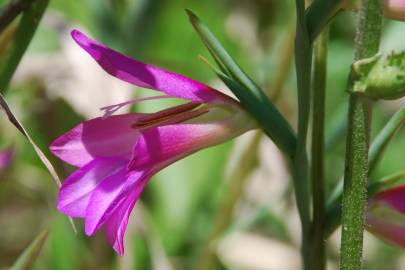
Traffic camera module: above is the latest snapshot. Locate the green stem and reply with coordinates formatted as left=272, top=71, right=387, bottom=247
left=325, top=105, right=405, bottom=236
left=339, top=0, right=382, bottom=269
left=310, top=28, right=328, bottom=270
left=306, top=0, right=345, bottom=43
left=294, top=0, right=312, bottom=269
left=0, top=0, right=49, bottom=93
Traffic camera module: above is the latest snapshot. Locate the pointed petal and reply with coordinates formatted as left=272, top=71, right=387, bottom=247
left=84, top=170, right=148, bottom=236
left=50, top=114, right=141, bottom=167
left=71, top=29, right=235, bottom=105
left=57, top=158, right=126, bottom=217
left=104, top=182, right=146, bottom=255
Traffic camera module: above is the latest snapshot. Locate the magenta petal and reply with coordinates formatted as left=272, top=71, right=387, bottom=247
left=0, top=147, right=13, bottom=170
left=57, top=158, right=126, bottom=218
left=50, top=114, right=141, bottom=167
left=71, top=29, right=235, bottom=105
left=104, top=184, right=146, bottom=255
left=372, top=185, right=405, bottom=213
left=367, top=215, right=405, bottom=248
left=84, top=170, right=148, bottom=236
left=129, top=118, right=251, bottom=170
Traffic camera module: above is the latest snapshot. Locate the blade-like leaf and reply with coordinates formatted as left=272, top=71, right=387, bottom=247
left=0, top=0, right=49, bottom=93
left=10, top=230, right=49, bottom=270
left=187, top=9, right=296, bottom=158
left=0, top=94, right=77, bottom=233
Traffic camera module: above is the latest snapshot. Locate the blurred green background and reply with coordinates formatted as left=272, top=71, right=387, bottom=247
left=0, top=0, right=404, bottom=269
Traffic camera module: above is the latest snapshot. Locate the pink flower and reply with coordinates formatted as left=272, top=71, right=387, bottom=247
left=50, top=29, right=255, bottom=255
left=366, top=185, right=405, bottom=247
left=0, top=147, right=13, bottom=171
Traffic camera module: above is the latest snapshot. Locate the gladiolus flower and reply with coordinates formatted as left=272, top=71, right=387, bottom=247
left=0, top=147, right=13, bottom=171
left=50, top=29, right=255, bottom=255
left=366, top=185, right=405, bottom=247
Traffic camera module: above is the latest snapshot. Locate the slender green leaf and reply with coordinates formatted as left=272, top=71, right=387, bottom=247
left=10, top=230, right=49, bottom=270
left=186, top=9, right=296, bottom=158
left=0, top=0, right=49, bottom=93
left=369, top=106, right=405, bottom=174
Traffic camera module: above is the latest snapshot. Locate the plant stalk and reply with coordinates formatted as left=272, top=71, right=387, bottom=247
left=310, top=28, right=328, bottom=270
left=294, top=0, right=313, bottom=268
left=339, top=0, right=383, bottom=269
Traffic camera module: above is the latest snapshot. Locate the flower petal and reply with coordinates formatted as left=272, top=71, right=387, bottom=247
left=104, top=183, right=146, bottom=255
left=71, top=29, right=235, bottom=105
left=372, top=185, right=405, bottom=213
left=367, top=211, right=405, bottom=248
left=57, top=158, right=126, bottom=217
left=129, top=111, right=253, bottom=170
left=50, top=114, right=142, bottom=167
left=85, top=169, right=149, bottom=236
left=366, top=185, right=405, bottom=248
left=0, top=147, right=13, bottom=170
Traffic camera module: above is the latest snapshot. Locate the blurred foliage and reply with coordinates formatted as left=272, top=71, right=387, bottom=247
left=0, top=0, right=404, bottom=270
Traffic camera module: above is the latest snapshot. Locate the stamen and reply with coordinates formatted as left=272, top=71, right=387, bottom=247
left=137, top=102, right=201, bottom=123
left=132, top=107, right=209, bottom=130
left=100, top=95, right=173, bottom=118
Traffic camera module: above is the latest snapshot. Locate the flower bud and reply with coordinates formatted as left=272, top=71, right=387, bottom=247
left=352, top=52, right=405, bottom=100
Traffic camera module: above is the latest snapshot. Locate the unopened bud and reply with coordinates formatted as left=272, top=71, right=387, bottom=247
left=352, top=52, right=405, bottom=100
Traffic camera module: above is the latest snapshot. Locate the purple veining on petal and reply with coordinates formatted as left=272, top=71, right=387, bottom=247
left=71, top=29, right=237, bottom=105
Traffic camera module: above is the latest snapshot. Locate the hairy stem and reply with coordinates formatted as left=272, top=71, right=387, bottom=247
left=339, top=0, right=383, bottom=269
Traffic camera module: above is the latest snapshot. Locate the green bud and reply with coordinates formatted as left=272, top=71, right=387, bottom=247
left=352, top=52, right=405, bottom=100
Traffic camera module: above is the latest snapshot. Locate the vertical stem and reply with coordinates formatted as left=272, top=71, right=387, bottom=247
left=310, top=28, right=328, bottom=270
left=294, top=0, right=312, bottom=268
left=339, top=0, right=382, bottom=269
